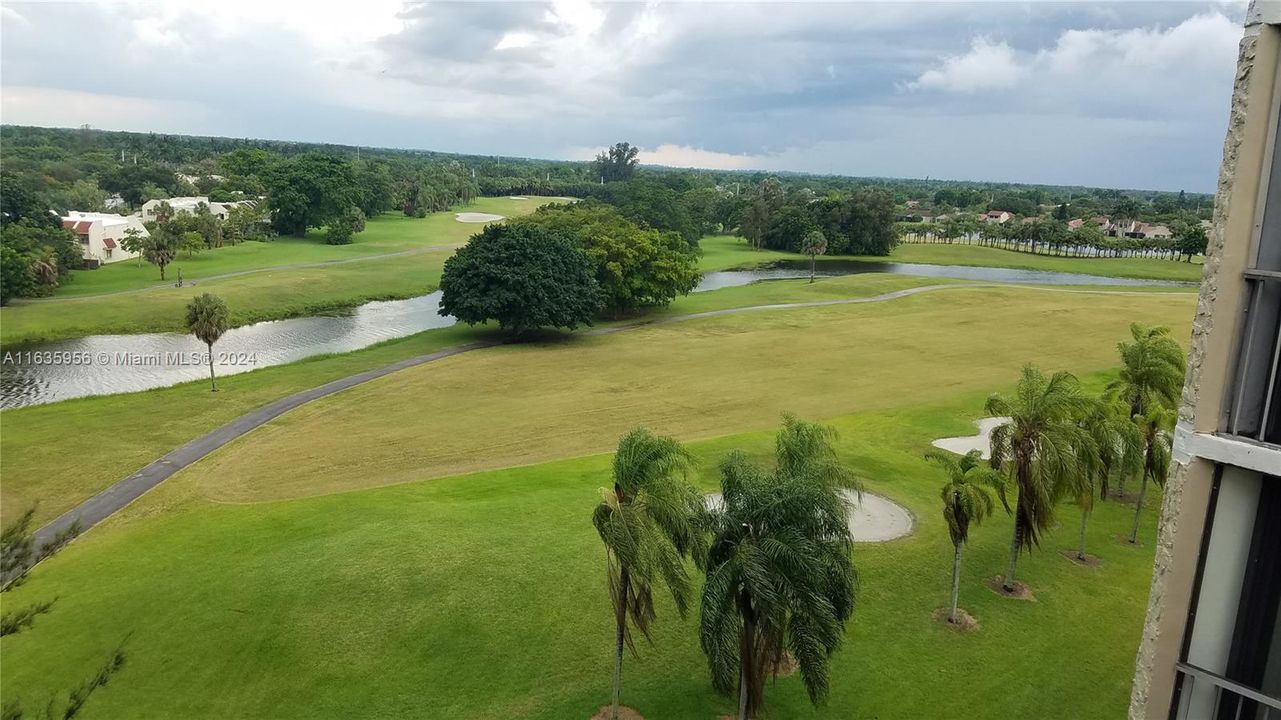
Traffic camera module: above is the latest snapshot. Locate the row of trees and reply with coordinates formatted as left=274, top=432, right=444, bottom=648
left=438, top=204, right=702, bottom=333
left=902, top=216, right=1209, bottom=261
left=593, top=416, right=859, bottom=720
left=937, top=324, right=1184, bottom=624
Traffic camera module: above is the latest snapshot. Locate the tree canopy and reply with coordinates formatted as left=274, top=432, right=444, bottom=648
left=594, top=142, right=641, bottom=183
left=438, top=223, right=602, bottom=334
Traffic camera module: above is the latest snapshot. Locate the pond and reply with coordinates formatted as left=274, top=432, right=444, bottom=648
left=1, top=262, right=1191, bottom=408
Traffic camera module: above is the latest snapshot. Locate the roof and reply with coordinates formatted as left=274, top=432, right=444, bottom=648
left=986, top=210, right=1009, bottom=217
left=62, top=219, right=93, bottom=234
left=102, top=236, right=117, bottom=249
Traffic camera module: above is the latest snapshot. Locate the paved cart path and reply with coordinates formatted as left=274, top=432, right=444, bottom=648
left=31, top=283, right=1188, bottom=553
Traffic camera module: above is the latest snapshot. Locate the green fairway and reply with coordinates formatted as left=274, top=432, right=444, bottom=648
left=0, top=273, right=948, bottom=526
left=0, top=386, right=1163, bottom=719
left=0, top=198, right=558, bottom=345
left=0, top=277, right=1193, bottom=527
left=699, top=234, right=1205, bottom=281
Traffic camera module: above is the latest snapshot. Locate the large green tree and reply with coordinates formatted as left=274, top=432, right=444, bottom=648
left=985, top=365, right=1097, bottom=592
left=438, top=223, right=602, bottom=335
left=591, top=429, right=707, bottom=720
left=594, top=142, right=641, bottom=183
left=263, top=153, right=361, bottom=237
left=517, top=203, right=700, bottom=316
left=928, top=449, right=1003, bottom=624
left=700, top=415, right=860, bottom=719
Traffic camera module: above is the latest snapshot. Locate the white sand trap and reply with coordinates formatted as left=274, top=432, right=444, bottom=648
left=931, top=417, right=1011, bottom=459
left=455, top=212, right=505, bottom=223
left=705, top=489, right=913, bottom=543
left=507, top=196, right=528, bottom=200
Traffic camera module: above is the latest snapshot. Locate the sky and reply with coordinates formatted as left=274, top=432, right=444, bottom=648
left=0, top=1, right=1248, bottom=192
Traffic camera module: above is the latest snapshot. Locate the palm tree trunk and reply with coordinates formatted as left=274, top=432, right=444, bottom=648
left=611, top=567, right=630, bottom=720
left=1077, top=508, right=1090, bottom=560
left=1003, top=518, right=1021, bottom=591
left=739, top=594, right=755, bottom=720
left=949, top=542, right=962, bottom=623
left=1130, top=469, right=1150, bottom=544
left=809, top=254, right=815, bottom=283
left=206, top=341, right=218, bottom=392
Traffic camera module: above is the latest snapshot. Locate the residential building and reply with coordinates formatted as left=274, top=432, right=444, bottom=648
left=61, top=211, right=149, bottom=266
left=1067, top=218, right=1085, bottom=230
left=1129, top=4, right=1281, bottom=719
left=140, top=197, right=257, bottom=222
left=984, top=210, right=1011, bottom=224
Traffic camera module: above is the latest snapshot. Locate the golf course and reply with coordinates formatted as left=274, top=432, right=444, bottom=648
left=0, top=197, right=1198, bottom=718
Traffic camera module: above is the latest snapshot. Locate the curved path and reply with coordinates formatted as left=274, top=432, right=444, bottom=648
left=19, top=244, right=463, bottom=304
left=30, top=282, right=1189, bottom=553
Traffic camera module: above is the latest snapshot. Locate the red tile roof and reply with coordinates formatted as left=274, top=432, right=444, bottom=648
left=102, top=236, right=117, bottom=249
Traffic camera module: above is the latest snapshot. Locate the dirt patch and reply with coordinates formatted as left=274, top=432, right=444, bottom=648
left=1061, top=549, right=1101, bottom=567
left=986, top=576, right=1035, bottom=601
left=933, top=607, right=980, bottom=632
left=1115, top=534, right=1142, bottom=547
left=590, top=705, right=644, bottom=720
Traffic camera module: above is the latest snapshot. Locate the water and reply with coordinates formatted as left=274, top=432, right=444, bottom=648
left=694, top=260, right=1192, bottom=292
left=2, top=263, right=1190, bottom=409
left=1, top=293, right=455, bottom=408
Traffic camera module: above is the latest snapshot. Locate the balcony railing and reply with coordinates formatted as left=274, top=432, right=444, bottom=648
left=1174, top=662, right=1281, bottom=720
left=1228, top=270, right=1281, bottom=446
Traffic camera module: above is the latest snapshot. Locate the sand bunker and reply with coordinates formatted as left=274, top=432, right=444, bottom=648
left=931, top=417, right=1011, bottom=459
left=507, top=196, right=529, bottom=200
left=705, top=489, right=913, bottom=543
left=455, top=212, right=505, bottom=223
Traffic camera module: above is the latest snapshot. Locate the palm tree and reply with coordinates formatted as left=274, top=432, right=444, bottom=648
left=1074, top=399, right=1142, bottom=560
left=591, top=428, right=706, bottom=720
left=700, top=415, right=860, bottom=719
left=1106, top=324, right=1185, bottom=543
left=799, top=230, right=827, bottom=283
left=185, top=293, right=229, bottom=392
left=928, top=449, right=1003, bottom=623
left=1127, top=406, right=1175, bottom=544
left=985, top=365, right=1096, bottom=592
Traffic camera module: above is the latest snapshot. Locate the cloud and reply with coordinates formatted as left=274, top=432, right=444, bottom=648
left=0, top=1, right=1246, bottom=191
left=907, top=38, right=1027, bottom=93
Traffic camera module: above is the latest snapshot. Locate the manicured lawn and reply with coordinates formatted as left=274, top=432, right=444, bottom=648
left=0, top=273, right=949, bottom=526
left=0, top=198, right=559, bottom=345
left=699, top=234, right=1205, bottom=282
left=0, top=386, right=1164, bottom=719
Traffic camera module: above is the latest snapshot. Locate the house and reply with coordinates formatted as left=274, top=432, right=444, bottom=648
left=1066, top=218, right=1084, bottom=230
left=1090, top=215, right=1111, bottom=227
left=984, top=210, right=1011, bottom=224
left=1134, top=223, right=1173, bottom=239
left=61, top=211, right=149, bottom=266
left=140, top=197, right=257, bottom=222
left=1129, top=4, right=1281, bottom=719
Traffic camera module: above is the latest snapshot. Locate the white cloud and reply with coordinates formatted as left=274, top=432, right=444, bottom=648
left=0, top=86, right=213, bottom=133
left=907, top=38, right=1026, bottom=94
left=639, top=144, right=765, bottom=170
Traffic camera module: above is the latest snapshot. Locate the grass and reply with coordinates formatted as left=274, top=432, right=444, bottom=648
left=0, top=198, right=558, bottom=345
left=0, top=384, right=1164, bottom=719
left=0, top=273, right=949, bottom=526
left=699, top=235, right=1205, bottom=282
left=0, top=277, right=1193, bottom=526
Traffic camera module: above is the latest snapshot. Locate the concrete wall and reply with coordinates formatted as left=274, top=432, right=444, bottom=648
left=1128, top=12, right=1281, bottom=720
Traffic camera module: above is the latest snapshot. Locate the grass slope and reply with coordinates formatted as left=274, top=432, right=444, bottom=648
left=699, top=234, right=1205, bottom=281
left=0, top=387, right=1161, bottom=719
left=0, top=198, right=556, bottom=345
left=0, top=274, right=954, bottom=526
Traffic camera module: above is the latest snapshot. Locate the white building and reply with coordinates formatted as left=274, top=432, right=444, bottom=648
left=984, top=210, right=1012, bottom=224
left=140, top=197, right=257, bottom=222
left=61, top=212, right=149, bottom=266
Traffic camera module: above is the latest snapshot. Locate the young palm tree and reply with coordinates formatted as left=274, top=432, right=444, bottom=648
left=185, top=293, right=229, bottom=392
left=1106, top=324, right=1185, bottom=543
left=985, top=364, right=1096, bottom=592
left=700, top=415, right=860, bottom=719
left=928, top=449, right=1003, bottom=623
left=1127, top=406, right=1175, bottom=544
left=591, top=428, right=706, bottom=720
left=799, top=230, right=827, bottom=283
left=1073, top=399, right=1142, bottom=560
